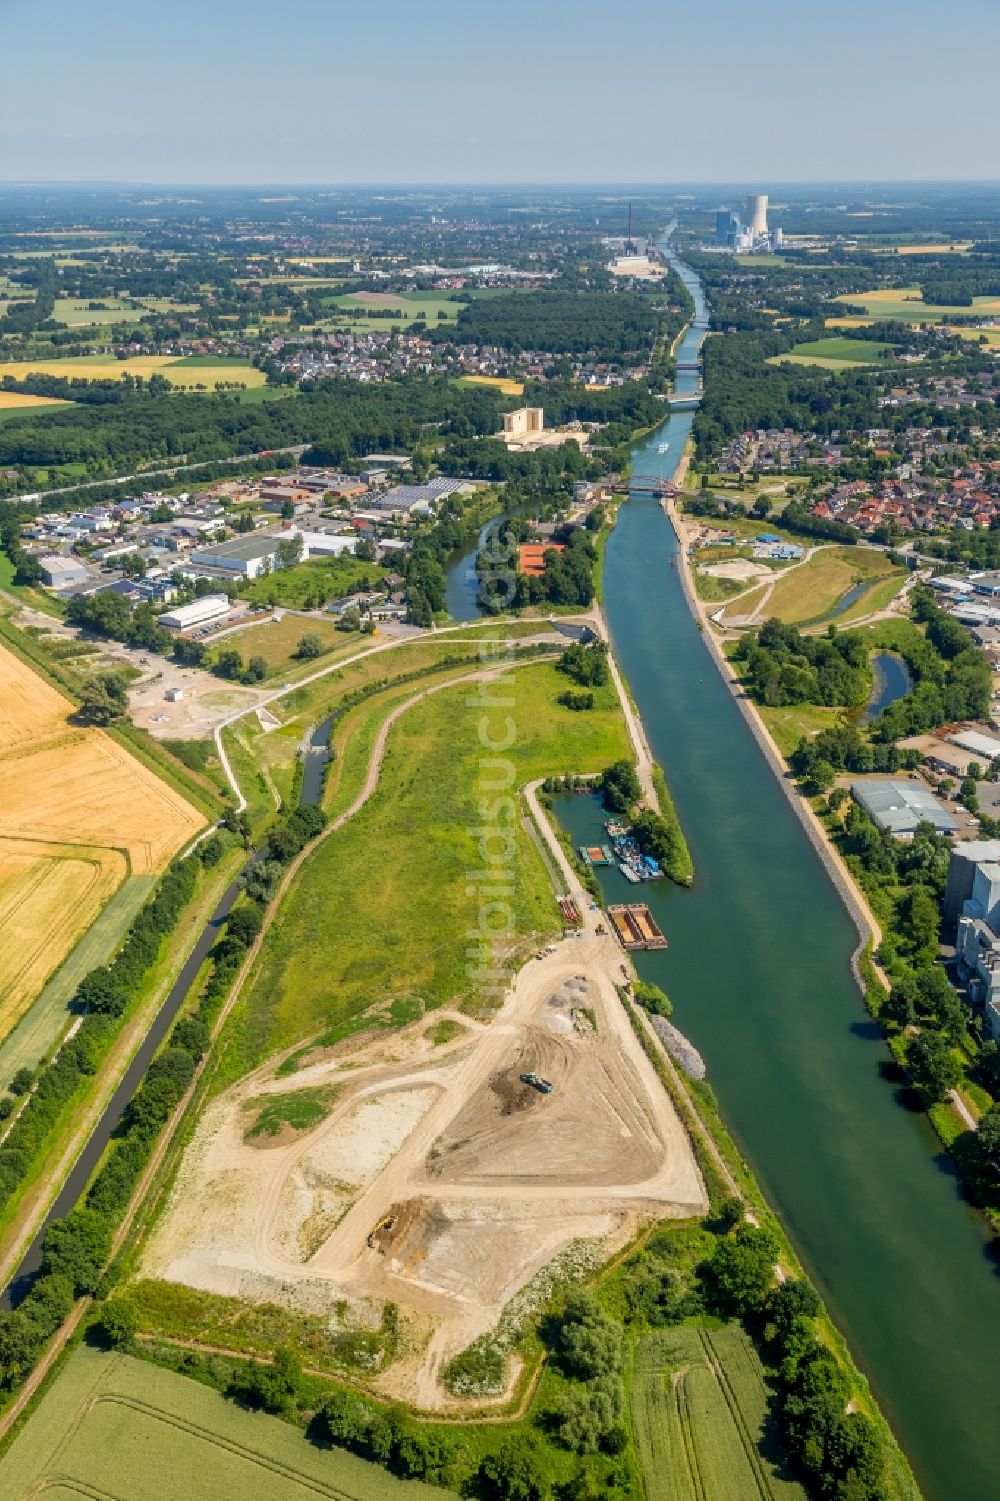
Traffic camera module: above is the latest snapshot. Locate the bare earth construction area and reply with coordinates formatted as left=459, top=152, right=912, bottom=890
left=144, top=924, right=706, bottom=1405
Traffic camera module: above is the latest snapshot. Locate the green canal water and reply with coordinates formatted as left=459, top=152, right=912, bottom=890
left=555, top=256, right=1000, bottom=1501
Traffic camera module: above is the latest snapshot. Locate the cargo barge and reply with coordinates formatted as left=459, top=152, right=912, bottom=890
left=607, top=903, right=667, bottom=951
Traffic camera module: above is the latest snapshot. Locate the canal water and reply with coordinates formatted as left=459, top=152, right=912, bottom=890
left=445, top=516, right=492, bottom=622
left=864, top=652, right=912, bottom=723
left=445, top=503, right=534, bottom=622
left=446, top=249, right=1000, bottom=1501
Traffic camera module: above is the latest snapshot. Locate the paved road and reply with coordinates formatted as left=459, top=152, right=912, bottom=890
left=22, top=445, right=307, bottom=506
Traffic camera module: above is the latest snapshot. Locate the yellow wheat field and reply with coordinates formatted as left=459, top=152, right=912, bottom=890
left=0, top=358, right=266, bottom=389
left=0, top=644, right=205, bottom=1037
left=0, top=840, right=126, bottom=1040
left=0, top=392, right=72, bottom=410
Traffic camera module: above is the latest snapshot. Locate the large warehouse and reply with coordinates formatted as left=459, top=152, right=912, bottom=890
left=851, top=778, right=958, bottom=838
left=159, top=594, right=231, bottom=631
left=39, top=555, right=89, bottom=589
left=189, top=535, right=281, bottom=578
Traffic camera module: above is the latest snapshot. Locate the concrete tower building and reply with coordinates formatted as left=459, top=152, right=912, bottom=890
left=746, top=194, right=768, bottom=238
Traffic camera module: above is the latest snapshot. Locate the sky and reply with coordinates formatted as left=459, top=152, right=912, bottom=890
left=2, top=0, right=999, bottom=185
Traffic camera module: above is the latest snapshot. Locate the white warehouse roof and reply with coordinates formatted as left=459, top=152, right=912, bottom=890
left=159, top=594, right=231, bottom=630
left=949, top=730, right=1000, bottom=760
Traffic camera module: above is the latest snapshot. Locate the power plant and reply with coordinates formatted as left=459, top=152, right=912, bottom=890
left=746, top=193, right=768, bottom=238
left=709, top=192, right=782, bottom=254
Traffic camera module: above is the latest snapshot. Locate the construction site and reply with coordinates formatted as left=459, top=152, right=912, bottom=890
left=140, top=922, right=706, bottom=1407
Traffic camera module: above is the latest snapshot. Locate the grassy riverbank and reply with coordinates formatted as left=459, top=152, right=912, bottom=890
left=216, top=657, right=632, bottom=1080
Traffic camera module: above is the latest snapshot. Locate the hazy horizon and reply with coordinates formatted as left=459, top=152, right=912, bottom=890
left=2, top=0, right=998, bottom=184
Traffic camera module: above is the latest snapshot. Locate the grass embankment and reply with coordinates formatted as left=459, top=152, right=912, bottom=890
left=652, top=766, right=694, bottom=886
left=757, top=548, right=903, bottom=628
left=0, top=1346, right=453, bottom=1501
left=215, top=659, right=631, bottom=1082
left=244, top=1085, right=338, bottom=1140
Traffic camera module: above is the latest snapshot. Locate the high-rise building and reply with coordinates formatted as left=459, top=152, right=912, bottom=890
left=716, top=208, right=741, bottom=245
left=746, top=194, right=768, bottom=238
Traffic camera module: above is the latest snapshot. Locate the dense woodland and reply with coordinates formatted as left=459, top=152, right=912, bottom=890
left=434, top=290, right=660, bottom=358
left=0, top=377, right=506, bottom=493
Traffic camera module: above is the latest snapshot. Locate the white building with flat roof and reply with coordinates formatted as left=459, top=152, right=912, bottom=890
left=851, top=777, right=958, bottom=838
left=189, top=535, right=282, bottom=578
left=39, top=555, right=89, bottom=589
left=949, top=729, right=1000, bottom=761
left=159, top=594, right=231, bottom=631
left=295, top=530, right=358, bottom=558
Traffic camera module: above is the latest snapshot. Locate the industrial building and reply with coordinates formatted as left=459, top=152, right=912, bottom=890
left=368, top=478, right=467, bottom=514
left=711, top=192, right=782, bottom=254
left=159, top=594, right=231, bottom=631
left=188, top=535, right=282, bottom=578
left=39, top=555, right=89, bottom=589
left=850, top=778, right=958, bottom=838
left=503, top=407, right=544, bottom=438
left=716, top=209, right=741, bottom=243
left=954, top=851, right=1000, bottom=1041
left=294, top=529, right=358, bottom=557
left=944, top=839, right=1000, bottom=925
left=948, top=729, right=1000, bottom=762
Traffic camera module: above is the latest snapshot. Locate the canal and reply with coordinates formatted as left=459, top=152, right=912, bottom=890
left=446, top=249, right=1000, bottom=1501
left=864, top=652, right=913, bottom=723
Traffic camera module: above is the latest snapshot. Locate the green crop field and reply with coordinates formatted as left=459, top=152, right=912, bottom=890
left=51, top=297, right=145, bottom=326
left=0, top=1346, right=454, bottom=1501
left=220, top=658, right=630, bottom=1077
left=321, top=292, right=463, bottom=330
left=632, top=1325, right=807, bottom=1501
left=769, top=336, right=893, bottom=369
left=0, top=399, right=74, bottom=425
